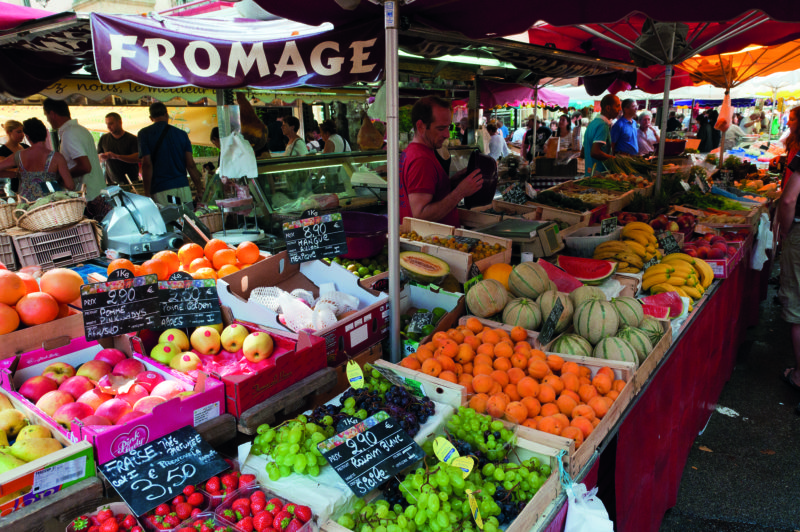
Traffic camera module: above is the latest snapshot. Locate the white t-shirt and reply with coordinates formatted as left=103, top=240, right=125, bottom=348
left=511, top=127, right=527, bottom=143
left=58, top=119, right=104, bottom=200
left=329, top=134, right=351, bottom=153
left=488, top=133, right=509, bottom=160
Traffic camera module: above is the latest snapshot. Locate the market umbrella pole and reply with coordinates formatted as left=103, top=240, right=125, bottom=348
left=655, top=66, right=673, bottom=196
left=531, top=85, right=538, bottom=174
left=384, top=1, right=402, bottom=363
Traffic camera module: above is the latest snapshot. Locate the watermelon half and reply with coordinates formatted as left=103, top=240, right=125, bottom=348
left=639, top=292, right=684, bottom=318
left=536, top=259, right=583, bottom=293
left=555, top=255, right=617, bottom=285
left=641, top=304, right=670, bottom=319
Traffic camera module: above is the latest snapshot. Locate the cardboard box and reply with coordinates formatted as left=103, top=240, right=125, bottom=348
left=0, top=311, right=84, bottom=360
left=217, top=252, right=389, bottom=366
left=399, top=283, right=465, bottom=357
left=1, top=335, right=225, bottom=464
left=0, top=388, right=95, bottom=517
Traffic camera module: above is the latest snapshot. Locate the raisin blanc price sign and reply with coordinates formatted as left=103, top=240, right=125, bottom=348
left=318, top=410, right=425, bottom=497
left=282, top=210, right=348, bottom=264
left=158, top=271, right=222, bottom=328
left=80, top=269, right=160, bottom=341
left=99, top=426, right=228, bottom=516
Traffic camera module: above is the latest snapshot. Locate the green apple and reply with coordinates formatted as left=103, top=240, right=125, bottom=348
left=190, top=327, right=221, bottom=355
left=170, top=352, right=201, bottom=373
left=220, top=324, right=249, bottom=352
left=150, top=342, right=180, bottom=365
left=242, top=331, right=274, bottom=363
left=207, top=323, right=224, bottom=334
left=158, top=329, right=190, bottom=351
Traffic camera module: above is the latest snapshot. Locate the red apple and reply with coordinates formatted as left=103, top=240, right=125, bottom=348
left=696, top=247, right=709, bottom=259
left=80, top=414, right=112, bottom=426
left=133, top=396, right=166, bottom=414
left=95, top=398, right=132, bottom=424
left=36, top=390, right=74, bottom=417
left=94, top=348, right=127, bottom=367
left=58, top=376, right=95, bottom=400
left=150, top=380, right=189, bottom=401
left=42, top=362, right=76, bottom=386
left=76, top=360, right=112, bottom=382
left=19, top=376, right=58, bottom=403
left=77, top=388, right=113, bottom=412
left=116, top=411, right=147, bottom=425
left=703, top=232, right=715, bottom=241
left=112, top=359, right=146, bottom=379
left=53, top=402, right=94, bottom=429
left=117, top=384, right=149, bottom=408
left=134, top=371, right=165, bottom=393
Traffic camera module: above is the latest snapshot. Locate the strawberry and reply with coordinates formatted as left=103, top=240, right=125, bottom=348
left=205, top=476, right=221, bottom=493
left=130, top=527, right=143, bottom=532
left=272, top=510, right=292, bottom=532
left=177, top=528, right=196, bottom=532
left=285, top=519, right=303, bottom=532
left=236, top=516, right=254, bottom=532
left=172, top=495, right=186, bottom=505
left=250, top=499, right=267, bottom=514
left=97, top=508, right=115, bottom=523
left=187, top=492, right=204, bottom=507
left=293, top=506, right=312, bottom=524
left=232, top=497, right=251, bottom=514
left=122, top=514, right=137, bottom=529
left=72, top=515, right=91, bottom=531
left=221, top=473, right=239, bottom=492
left=283, top=503, right=296, bottom=516
left=252, top=511, right=272, bottom=532
left=99, top=519, right=119, bottom=532
left=175, top=502, right=193, bottom=521
left=265, top=498, right=283, bottom=513
left=116, top=514, right=127, bottom=522
left=199, top=520, right=214, bottom=532
left=183, top=485, right=196, bottom=497
left=164, top=514, right=181, bottom=527
left=250, top=491, right=267, bottom=501
left=221, top=509, right=241, bottom=522
left=88, top=526, right=101, bottom=532
left=191, top=507, right=202, bottom=517
left=214, top=526, right=231, bottom=532
left=238, top=474, right=256, bottom=488
left=155, top=504, right=171, bottom=517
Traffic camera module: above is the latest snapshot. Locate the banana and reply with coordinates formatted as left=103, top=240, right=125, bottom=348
left=643, top=264, right=674, bottom=278
left=662, top=254, right=714, bottom=288
left=615, top=261, right=629, bottom=269
left=682, top=285, right=702, bottom=299
left=623, top=222, right=654, bottom=235
left=646, top=233, right=658, bottom=245
left=595, top=242, right=633, bottom=254
left=623, top=231, right=650, bottom=248
left=673, top=286, right=691, bottom=300
left=649, top=283, right=676, bottom=294
left=594, top=251, right=623, bottom=261
left=655, top=250, right=663, bottom=260
left=643, top=274, right=669, bottom=290
left=615, top=252, right=643, bottom=269
left=623, top=240, right=647, bottom=257
left=644, top=252, right=655, bottom=262
left=665, top=276, right=687, bottom=286
left=617, top=267, right=641, bottom=273
left=645, top=244, right=656, bottom=253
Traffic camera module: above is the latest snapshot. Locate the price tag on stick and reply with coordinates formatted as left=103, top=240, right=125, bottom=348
left=600, top=217, right=618, bottom=235
left=656, top=231, right=682, bottom=255
left=282, top=210, right=348, bottom=264
left=537, top=297, right=564, bottom=346
left=99, top=426, right=228, bottom=516
left=158, top=272, right=222, bottom=329
left=81, top=271, right=160, bottom=341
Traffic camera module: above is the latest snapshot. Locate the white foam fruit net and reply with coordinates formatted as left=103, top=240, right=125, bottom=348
left=248, top=286, right=360, bottom=332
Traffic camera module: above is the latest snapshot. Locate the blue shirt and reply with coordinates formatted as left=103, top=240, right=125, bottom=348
left=138, top=121, right=193, bottom=194
left=610, top=116, right=639, bottom=155
left=500, top=125, right=509, bottom=138
left=583, top=116, right=612, bottom=175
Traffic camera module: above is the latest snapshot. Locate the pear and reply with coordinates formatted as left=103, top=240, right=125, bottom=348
left=0, top=410, right=27, bottom=438
left=0, top=450, right=26, bottom=471
left=9, top=437, right=62, bottom=462
left=0, top=394, right=13, bottom=412
left=17, top=425, right=52, bottom=440
left=0, top=429, right=7, bottom=447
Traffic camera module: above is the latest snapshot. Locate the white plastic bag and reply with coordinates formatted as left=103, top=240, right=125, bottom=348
left=220, top=132, right=258, bottom=179
left=564, top=484, right=614, bottom=532
left=751, top=213, right=773, bottom=271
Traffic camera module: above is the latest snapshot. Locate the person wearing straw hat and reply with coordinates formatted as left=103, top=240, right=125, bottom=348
left=583, top=94, right=620, bottom=175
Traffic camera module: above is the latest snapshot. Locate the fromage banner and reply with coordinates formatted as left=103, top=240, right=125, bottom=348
left=90, top=14, right=384, bottom=89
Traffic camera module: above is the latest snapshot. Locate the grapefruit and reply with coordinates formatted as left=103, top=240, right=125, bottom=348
left=236, top=241, right=260, bottom=264
left=0, top=270, right=27, bottom=306
left=40, top=268, right=83, bottom=304
left=17, top=272, right=40, bottom=294
left=152, top=250, right=180, bottom=275
left=0, top=303, right=19, bottom=334
left=204, top=239, right=228, bottom=261
left=178, top=243, right=204, bottom=268
left=16, top=292, right=59, bottom=325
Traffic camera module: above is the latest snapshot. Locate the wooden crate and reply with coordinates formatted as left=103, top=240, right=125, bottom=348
left=492, top=199, right=541, bottom=216
left=373, top=359, right=465, bottom=409
left=543, top=181, right=633, bottom=214
left=458, top=206, right=503, bottom=229
left=632, top=319, right=673, bottom=394
left=457, top=315, right=546, bottom=349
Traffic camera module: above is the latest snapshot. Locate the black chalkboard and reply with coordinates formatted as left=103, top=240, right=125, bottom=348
left=335, top=415, right=362, bottom=433
left=719, top=169, right=734, bottom=184
left=656, top=231, right=682, bottom=255
left=406, top=311, right=432, bottom=335
left=694, top=174, right=710, bottom=193
left=282, top=211, right=348, bottom=264
left=601, top=217, right=618, bottom=235
left=99, top=426, right=228, bottom=516
left=81, top=274, right=160, bottom=341
left=318, top=411, right=425, bottom=497
left=538, top=297, right=564, bottom=346
left=158, top=272, right=222, bottom=329
left=643, top=257, right=659, bottom=270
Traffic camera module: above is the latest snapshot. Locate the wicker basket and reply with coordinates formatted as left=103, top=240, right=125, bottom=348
left=0, top=203, right=14, bottom=231
left=198, top=212, right=223, bottom=233
left=13, top=185, right=87, bottom=232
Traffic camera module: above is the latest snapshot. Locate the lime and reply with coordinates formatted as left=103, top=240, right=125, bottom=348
left=358, top=266, right=370, bottom=277
left=333, top=257, right=342, bottom=263
left=432, top=307, right=448, bottom=322
left=373, top=269, right=382, bottom=276
left=347, top=264, right=358, bottom=272
left=422, top=324, right=436, bottom=336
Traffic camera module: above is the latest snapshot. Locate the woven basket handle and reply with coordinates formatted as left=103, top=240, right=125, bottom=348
left=12, top=195, right=30, bottom=222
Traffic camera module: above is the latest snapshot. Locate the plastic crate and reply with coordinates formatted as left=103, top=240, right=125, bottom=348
left=0, top=232, right=17, bottom=270
left=12, top=221, right=100, bottom=271
left=563, top=225, right=621, bottom=258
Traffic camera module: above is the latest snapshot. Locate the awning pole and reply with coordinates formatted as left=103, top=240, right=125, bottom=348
left=384, top=1, right=401, bottom=363
left=531, top=85, right=539, bottom=174
left=655, top=66, right=673, bottom=196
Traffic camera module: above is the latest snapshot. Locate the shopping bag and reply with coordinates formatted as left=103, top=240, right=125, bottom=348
left=715, top=92, right=733, bottom=133
left=564, top=484, right=614, bottom=532
left=220, top=132, right=258, bottom=179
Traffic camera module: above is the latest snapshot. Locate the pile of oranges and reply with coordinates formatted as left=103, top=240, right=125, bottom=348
left=107, top=240, right=263, bottom=281
left=399, top=317, right=626, bottom=448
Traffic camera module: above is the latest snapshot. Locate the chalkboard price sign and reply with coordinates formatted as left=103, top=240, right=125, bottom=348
left=318, top=411, right=425, bottom=497
left=600, top=217, right=618, bottom=235
left=282, top=212, right=348, bottom=264
left=158, top=274, right=222, bottom=329
left=537, top=297, right=564, bottom=346
left=99, top=426, right=228, bottom=516
left=81, top=274, right=160, bottom=341
left=695, top=174, right=710, bottom=193
left=656, top=231, right=682, bottom=255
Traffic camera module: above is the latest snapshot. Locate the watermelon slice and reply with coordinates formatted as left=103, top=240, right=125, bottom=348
left=536, top=259, right=583, bottom=293
left=641, top=304, right=670, bottom=319
left=555, top=255, right=617, bottom=285
left=639, top=292, right=684, bottom=318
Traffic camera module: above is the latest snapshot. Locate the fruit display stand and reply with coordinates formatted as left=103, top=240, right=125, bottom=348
left=1, top=311, right=85, bottom=360
left=399, top=282, right=466, bottom=357
left=458, top=205, right=504, bottom=229
left=456, top=316, right=547, bottom=350
left=310, top=343, right=384, bottom=409
left=543, top=181, right=635, bottom=215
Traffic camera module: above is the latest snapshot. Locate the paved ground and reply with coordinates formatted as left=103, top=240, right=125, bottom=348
left=660, top=264, right=800, bottom=532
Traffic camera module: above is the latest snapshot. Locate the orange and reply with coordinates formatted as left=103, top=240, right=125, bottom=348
left=578, top=384, right=599, bottom=403
left=486, top=394, right=509, bottom=418
left=571, top=416, right=594, bottom=439
left=561, top=426, right=584, bottom=448
left=178, top=243, right=204, bottom=268
left=509, top=326, right=527, bottom=343
left=438, top=370, right=457, bottom=384
left=15, top=292, right=59, bottom=325
left=153, top=250, right=180, bottom=275
left=556, top=394, right=578, bottom=417
left=421, top=358, right=442, bottom=377
left=138, top=260, right=168, bottom=281
left=189, top=257, right=213, bottom=273
left=572, top=404, right=596, bottom=421
left=469, top=393, right=489, bottom=414
left=490, top=370, right=509, bottom=387
left=588, top=396, right=609, bottom=418
left=133, top=265, right=142, bottom=276
left=492, top=357, right=512, bottom=372
left=516, top=377, right=540, bottom=398
left=540, top=403, right=560, bottom=417
left=521, top=396, right=541, bottom=418
left=217, top=264, right=240, bottom=278
left=236, top=241, right=260, bottom=265
left=613, top=379, right=627, bottom=393
left=39, top=268, right=83, bottom=304
left=511, top=353, right=528, bottom=369
left=204, top=239, right=229, bottom=261
left=528, top=359, right=550, bottom=380
left=537, top=383, right=556, bottom=404
left=465, top=317, right=483, bottom=334
left=473, top=363, right=494, bottom=376
left=400, top=357, right=421, bottom=370
left=435, top=355, right=455, bottom=372
left=107, top=258, right=135, bottom=277
left=542, top=374, right=564, bottom=394
left=546, top=354, right=565, bottom=372
left=561, top=372, right=580, bottom=393
left=212, top=248, right=237, bottom=270
left=0, top=303, right=19, bottom=334
left=507, top=367, right=526, bottom=385
left=597, top=366, right=615, bottom=380
left=504, top=383, right=521, bottom=401
left=561, top=361, right=581, bottom=376
left=17, top=273, right=39, bottom=295
left=592, top=373, right=613, bottom=395
left=493, top=342, right=513, bottom=359
left=504, top=401, right=528, bottom=424
left=447, top=329, right=465, bottom=344
left=537, top=416, right=561, bottom=435
left=455, top=345, right=475, bottom=364
left=192, top=267, right=217, bottom=280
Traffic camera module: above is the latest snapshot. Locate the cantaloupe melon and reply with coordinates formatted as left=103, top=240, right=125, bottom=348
left=593, top=337, right=638, bottom=368
left=573, top=299, right=619, bottom=345
left=569, top=285, right=606, bottom=308
left=611, top=297, right=643, bottom=328
left=465, top=279, right=508, bottom=318
left=616, top=326, right=653, bottom=364
left=638, top=316, right=664, bottom=345
left=508, top=262, right=549, bottom=300
left=549, top=333, right=593, bottom=357
left=502, top=298, right=542, bottom=330
left=536, top=290, right=573, bottom=334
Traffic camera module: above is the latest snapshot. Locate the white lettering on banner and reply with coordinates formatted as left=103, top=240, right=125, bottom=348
left=109, top=35, right=137, bottom=70
left=274, top=41, right=308, bottom=78
left=144, top=39, right=180, bottom=76
left=228, top=42, right=269, bottom=77
left=311, top=41, right=344, bottom=75
left=185, top=41, right=222, bottom=77
left=350, top=39, right=377, bottom=74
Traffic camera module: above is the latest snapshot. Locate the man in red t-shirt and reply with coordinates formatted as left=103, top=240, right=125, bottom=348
left=399, top=96, right=482, bottom=226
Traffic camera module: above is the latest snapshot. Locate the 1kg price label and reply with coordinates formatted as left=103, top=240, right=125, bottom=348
left=81, top=272, right=160, bottom=341
left=283, top=211, right=348, bottom=264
